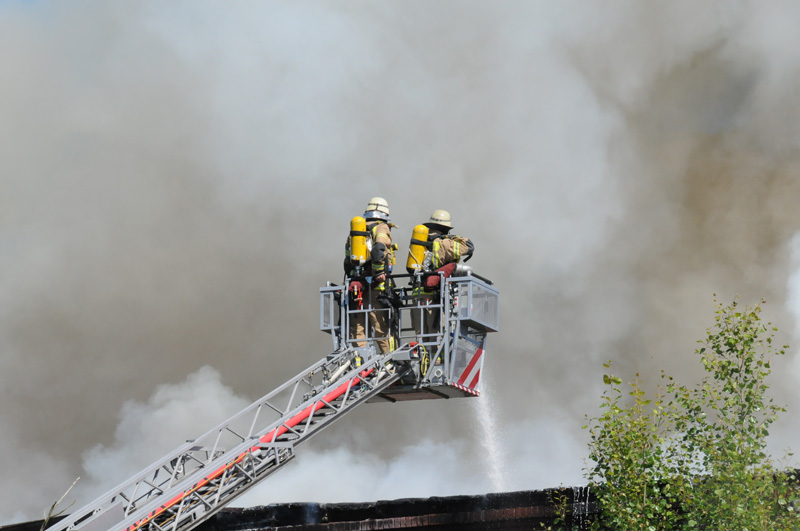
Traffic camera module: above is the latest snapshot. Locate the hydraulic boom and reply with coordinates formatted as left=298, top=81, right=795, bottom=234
left=48, top=269, right=498, bottom=531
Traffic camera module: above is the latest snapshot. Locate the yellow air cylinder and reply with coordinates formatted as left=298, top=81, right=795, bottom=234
left=406, top=224, right=430, bottom=273
left=349, top=216, right=368, bottom=266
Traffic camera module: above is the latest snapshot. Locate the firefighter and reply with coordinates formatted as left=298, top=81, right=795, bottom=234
left=409, top=209, right=474, bottom=342
left=344, top=197, right=397, bottom=354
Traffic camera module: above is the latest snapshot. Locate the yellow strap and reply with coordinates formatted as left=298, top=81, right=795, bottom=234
left=412, top=287, right=435, bottom=296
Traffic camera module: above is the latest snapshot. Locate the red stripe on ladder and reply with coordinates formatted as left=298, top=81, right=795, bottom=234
left=125, top=369, right=374, bottom=531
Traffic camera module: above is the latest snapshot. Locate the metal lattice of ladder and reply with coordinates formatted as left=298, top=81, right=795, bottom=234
left=48, top=271, right=498, bottom=531
left=49, top=345, right=414, bottom=531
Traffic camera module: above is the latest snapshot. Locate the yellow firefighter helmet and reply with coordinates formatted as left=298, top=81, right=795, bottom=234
left=425, top=209, right=452, bottom=229
left=364, top=197, right=390, bottom=221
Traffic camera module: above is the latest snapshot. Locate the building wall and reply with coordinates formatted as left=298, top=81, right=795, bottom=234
left=202, top=488, right=595, bottom=530
left=3, top=488, right=595, bottom=531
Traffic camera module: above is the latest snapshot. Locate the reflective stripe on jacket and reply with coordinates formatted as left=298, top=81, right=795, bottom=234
left=430, top=235, right=471, bottom=269
left=414, top=234, right=470, bottom=295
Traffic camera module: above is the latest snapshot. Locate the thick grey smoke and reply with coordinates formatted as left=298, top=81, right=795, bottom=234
left=3, top=0, right=800, bottom=523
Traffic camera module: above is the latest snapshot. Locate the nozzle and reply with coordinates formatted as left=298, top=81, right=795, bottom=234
left=454, top=264, right=473, bottom=277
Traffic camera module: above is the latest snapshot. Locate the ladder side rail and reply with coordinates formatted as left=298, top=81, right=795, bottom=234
left=116, top=354, right=390, bottom=530
left=55, top=275, right=430, bottom=531
left=50, top=436, right=218, bottom=531
left=47, top=351, right=352, bottom=531
left=169, top=364, right=409, bottom=531
left=253, top=350, right=398, bottom=447
left=113, top=350, right=408, bottom=531
left=134, top=353, right=404, bottom=531
left=113, top=425, right=303, bottom=529
left=257, top=362, right=408, bottom=451
left=268, top=362, right=411, bottom=454
left=158, top=451, right=299, bottom=531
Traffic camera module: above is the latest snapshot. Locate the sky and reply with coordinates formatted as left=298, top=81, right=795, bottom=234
left=3, top=0, right=800, bottom=524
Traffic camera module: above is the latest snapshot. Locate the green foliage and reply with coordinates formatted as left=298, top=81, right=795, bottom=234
left=585, top=367, right=686, bottom=530
left=585, top=298, right=800, bottom=530
left=537, top=489, right=585, bottom=531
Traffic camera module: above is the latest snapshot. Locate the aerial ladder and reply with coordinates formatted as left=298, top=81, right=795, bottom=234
left=47, top=266, right=499, bottom=531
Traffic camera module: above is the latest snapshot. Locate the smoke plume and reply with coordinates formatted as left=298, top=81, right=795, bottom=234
left=3, top=0, right=800, bottom=523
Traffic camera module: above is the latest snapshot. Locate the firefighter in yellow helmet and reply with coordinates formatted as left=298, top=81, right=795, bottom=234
left=408, top=209, right=474, bottom=341
left=344, top=197, right=397, bottom=354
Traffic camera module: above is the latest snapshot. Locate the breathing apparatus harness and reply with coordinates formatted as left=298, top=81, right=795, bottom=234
left=346, top=216, right=399, bottom=351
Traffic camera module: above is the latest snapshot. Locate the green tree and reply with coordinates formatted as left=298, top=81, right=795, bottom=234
left=585, top=298, right=799, bottom=530
left=670, top=298, right=796, bottom=529
left=585, top=368, right=686, bottom=530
